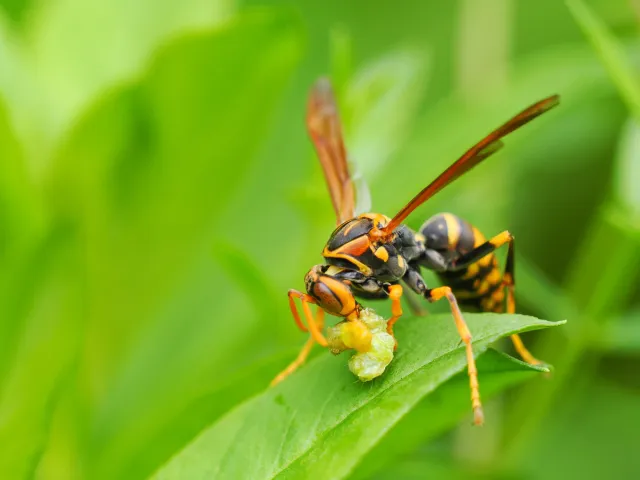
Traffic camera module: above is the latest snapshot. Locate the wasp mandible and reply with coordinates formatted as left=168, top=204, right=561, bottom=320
left=271, top=78, right=559, bottom=426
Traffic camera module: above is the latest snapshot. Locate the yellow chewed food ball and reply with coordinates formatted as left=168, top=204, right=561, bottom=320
left=325, top=308, right=395, bottom=382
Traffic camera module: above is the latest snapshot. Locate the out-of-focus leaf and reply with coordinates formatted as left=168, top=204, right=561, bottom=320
left=0, top=95, right=38, bottom=267
left=346, top=49, right=428, bottom=184
left=0, top=0, right=34, bottom=25
left=0, top=95, right=44, bottom=384
left=518, top=376, right=640, bottom=479
left=348, top=349, right=549, bottom=480
left=567, top=0, right=640, bottom=120
left=515, top=255, right=578, bottom=322
left=38, top=11, right=305, bottom=479
left=0, top=224, right=82, bottom=479
left=590, top=310, right=640, bottom=353
left=329, top=25, right=352, bottom=110
left=613, top=118, right=640, bottom=217
left=25, top=0, right=235, bottom=144
left=0, top=16, right=42, bottom=163
left=370, top=455, right=496, bottom=480
left=46, top=8, right=301, bottom=369
left=153, top=314, right=562, bottom=480
left=567, top=206, right=640, bottom=318
left=102, top=351, right=297, bottom=480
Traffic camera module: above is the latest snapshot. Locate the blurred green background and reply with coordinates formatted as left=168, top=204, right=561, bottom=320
left=0, top=0, right=639, bottom=478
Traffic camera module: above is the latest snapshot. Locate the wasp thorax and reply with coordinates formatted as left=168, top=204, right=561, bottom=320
left=326, top=217, right=374, bottom=252
left=322, top=214, right=395, bottom=276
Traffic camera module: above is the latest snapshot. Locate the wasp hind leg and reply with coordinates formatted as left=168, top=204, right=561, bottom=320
left=270, top=290, right=327, bottom=387
left=502, top=238, right=545, bottom=367
left=446, top=230, right=545, bottom=367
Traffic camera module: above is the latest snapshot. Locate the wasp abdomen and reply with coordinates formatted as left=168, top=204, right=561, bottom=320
left=420, top=213, right=476, bottom=255
left=420, top=213, right=505, bottom=313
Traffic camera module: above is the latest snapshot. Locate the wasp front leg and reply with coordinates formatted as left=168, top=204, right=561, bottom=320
left=270, top=290, right=328, bottom=387
left=271, top=306, right=326, bottom=387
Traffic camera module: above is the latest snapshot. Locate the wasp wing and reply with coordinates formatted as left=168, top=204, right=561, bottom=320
left=307, top=78, right=356, bottom=225
left=382, top=95, right=560, bottom=234
left=351, top=159, right=372, bottom=215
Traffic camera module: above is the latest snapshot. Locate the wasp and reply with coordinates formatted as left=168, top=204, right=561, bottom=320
left=271, top=78, right=559, bottom=426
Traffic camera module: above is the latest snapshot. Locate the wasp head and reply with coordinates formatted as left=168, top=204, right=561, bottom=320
left=304, top=265, right=357, bottom=317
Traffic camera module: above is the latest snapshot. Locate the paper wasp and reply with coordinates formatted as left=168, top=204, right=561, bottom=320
left=271, top=78, right=559, bottom=425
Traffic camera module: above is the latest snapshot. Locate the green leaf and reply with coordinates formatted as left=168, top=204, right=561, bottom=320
left=518, top=372, right=640, bottom=479
left=566, top=0, right=640, bottom=120
left=346, top=49, right=428, bottom=183
left=613, top=118, right=640, bottom=217
left=0, top=0, right=34, bottom=25
left=32, top=9, right=303, bottom=479
left=347, top=349, right=548, bottom=480
left=153, top=314, right=563, bottom=480
left=45, top=9, right=302, bottom=362
left=590, top=309, right=640, bottom=353
left=0, top=225, right=82, bottom=479
left=26, top=0, right=235, bottom=144
left=105, top=352, right=297, bottom=480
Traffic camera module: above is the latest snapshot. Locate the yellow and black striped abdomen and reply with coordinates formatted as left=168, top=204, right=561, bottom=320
left=421, top=213, right=506, bottom=313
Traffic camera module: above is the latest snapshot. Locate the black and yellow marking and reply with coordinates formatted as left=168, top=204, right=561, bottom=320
left=429, top=213, right=511, bottom=314
left=428, top=216, right=544, bottom=366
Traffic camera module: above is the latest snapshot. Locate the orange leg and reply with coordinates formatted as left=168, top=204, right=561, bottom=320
left=505, top=282, right=543, bottom=366
left=386, top=285, right=404, bottom=346
left=287, top=289, right=328, bottom=347
left=271, top=307, right=325, bottom=386
left=501, top=240, right=544, bottom=366
left=427, top=286, right=484, bottom=426
left=288, top=289, right=308, bottom=332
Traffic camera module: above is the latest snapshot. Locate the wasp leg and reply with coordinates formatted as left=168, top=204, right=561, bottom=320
left=385, top=284, right=403, bottom=347
left=446, top=232, right=544, bottom=366
left=271, top=307, right=326, bottom=386
left=426, top=286, right=484, bottom=426
left=288, top=289, right=328, bottom=347
left=501, top=239, right=544, bottom=366
left=449, top=230, right=513, bottom=270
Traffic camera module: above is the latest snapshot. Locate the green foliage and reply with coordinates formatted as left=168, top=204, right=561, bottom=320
left=567, top=0, right=640, bottom=120
left=0, top=0, right=638, bottom=479
left=154, top=315, right=559, bottom=479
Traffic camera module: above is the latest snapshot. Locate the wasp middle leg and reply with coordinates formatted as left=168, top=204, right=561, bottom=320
left=403, top=267, right=484, bottom=425
left=427, top=286, right=484, bottom=426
